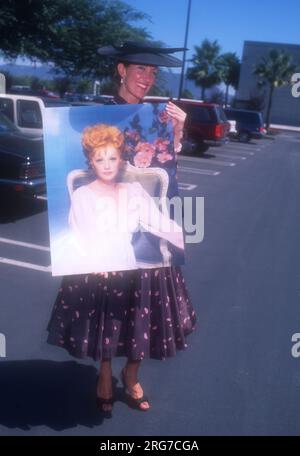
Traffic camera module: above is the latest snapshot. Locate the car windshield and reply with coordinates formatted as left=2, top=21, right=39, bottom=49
left=0, top=111, right=18, bottom=133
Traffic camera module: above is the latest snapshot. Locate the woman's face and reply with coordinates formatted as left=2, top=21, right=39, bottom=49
left=90, top=145, right=122, bottom=183
left=118, top=63, right=158, bottom=103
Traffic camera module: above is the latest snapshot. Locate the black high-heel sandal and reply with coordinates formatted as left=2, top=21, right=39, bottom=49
left=96, top=375, right=114, bottom=415
left=120, top=368, right=150, bottom=411
left=96, top=396, right=114, bottom=415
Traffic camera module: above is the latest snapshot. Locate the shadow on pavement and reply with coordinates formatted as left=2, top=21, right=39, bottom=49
left=181, top=140, right=260, bottom=158
left=0, top=359, right=123, bottom=431
left=0, top=197, right=47, bottom=224
left=198, top=153, right=217, bottom=159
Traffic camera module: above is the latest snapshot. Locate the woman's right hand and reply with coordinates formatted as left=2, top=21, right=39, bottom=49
left=166, top=102, right=186, bottom=152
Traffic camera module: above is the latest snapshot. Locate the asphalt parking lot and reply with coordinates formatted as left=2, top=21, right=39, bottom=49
left=2, top=133, right=300, bottom=436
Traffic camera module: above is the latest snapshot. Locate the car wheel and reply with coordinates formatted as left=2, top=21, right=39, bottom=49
left=181, top=138, right=198, bottom=155
left=182, top=136, right=209, bottom=155
left=197, top=142, right=209, bottom=154
left=238, top=131, right=250, bottom=143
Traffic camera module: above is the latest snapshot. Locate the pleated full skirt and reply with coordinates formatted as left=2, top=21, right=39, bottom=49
left=47, top=267, right=197, bottom=361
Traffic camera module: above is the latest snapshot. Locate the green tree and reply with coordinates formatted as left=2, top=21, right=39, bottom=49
left=30, top=76, right=43, bottom=91
left=208, top=88, right=224, bottom=105
left=76, top=79, right=92, bottom=95
left=219, top=52, right=240, bottom=105
left=246, top=89, right=266, bottom=112
left=187, top=39, right=222, bottom=100
left=180, top=89, right=194, bottom=99
left=52, top=77, right=73, bottom=98
left=12, top=75, right=32, bottom=86
left=0, top=0, right=150, bottom=78
left=254, top=49, right=297, bottom=130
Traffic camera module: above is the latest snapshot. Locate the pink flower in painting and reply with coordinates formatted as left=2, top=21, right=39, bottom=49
left=134, top=141, right=155, bottom=168
left=134, top=151, right=153, bottom=167
left=157, top=151, right=173, bottom=163
left=135, top=141, right=155, bottom=155
left=159, top=109, right=170, bottom=123
left=154, top=137, right=170, bottom=153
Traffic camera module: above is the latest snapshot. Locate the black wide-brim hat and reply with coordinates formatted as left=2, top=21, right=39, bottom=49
left=98, top=41, right=185, bottom=67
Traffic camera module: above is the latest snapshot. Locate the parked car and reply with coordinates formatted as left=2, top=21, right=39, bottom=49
left=0, top=94, right=70, bottom=137
left=144, top=97, right=230, bottom=153
left=63, top=93, right=114, bottom=104
left=0, top=112, right=45, bottom=199
left=92, top=95, right=114, bottom=104
left=224, top=108, right=265, bottom=142
left=9, top=86, right=60, bottom=99
left=63, top=93, right=95, bottom=103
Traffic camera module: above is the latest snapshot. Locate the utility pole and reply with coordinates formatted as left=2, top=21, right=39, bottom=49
left=0, top=73, right=6, bottom=93
left=178, top=0, right=192, bottom=99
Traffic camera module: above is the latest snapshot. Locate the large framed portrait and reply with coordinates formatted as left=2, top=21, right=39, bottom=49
left=44, top=103, right=185, bottom=276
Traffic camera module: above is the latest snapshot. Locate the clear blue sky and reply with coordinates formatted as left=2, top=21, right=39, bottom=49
left=125, top=0, right=300, bottom=60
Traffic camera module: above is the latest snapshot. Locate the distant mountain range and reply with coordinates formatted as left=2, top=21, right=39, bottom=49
left=0, top=62, right=58, bottom=79
left=0, top=62, right=218, bottom=99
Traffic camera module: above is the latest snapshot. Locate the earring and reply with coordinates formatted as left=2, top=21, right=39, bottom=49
left=120, top=77, right=124, bottom=84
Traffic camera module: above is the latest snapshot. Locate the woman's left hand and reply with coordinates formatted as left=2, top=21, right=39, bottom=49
left=166, top=102, right=186, bottom=152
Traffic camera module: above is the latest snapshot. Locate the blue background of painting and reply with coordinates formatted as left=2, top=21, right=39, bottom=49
left=43, top=103, right=176, bottom=241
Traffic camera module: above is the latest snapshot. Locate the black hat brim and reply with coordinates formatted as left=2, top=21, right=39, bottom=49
left=98, top=45, right=183, bottom=67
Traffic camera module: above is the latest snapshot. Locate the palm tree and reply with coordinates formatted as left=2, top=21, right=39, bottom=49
left=187, top=39, right=222, bottom=100
left=219, top=52, right=240, bottom=105
left=254, top=49, right=296, bottom=130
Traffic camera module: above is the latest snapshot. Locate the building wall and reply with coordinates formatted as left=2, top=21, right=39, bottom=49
left=237, top=40, right=300, bottom=126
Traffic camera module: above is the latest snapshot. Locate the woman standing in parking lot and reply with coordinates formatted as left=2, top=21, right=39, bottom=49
left=47, top=41, right=197, bottom=415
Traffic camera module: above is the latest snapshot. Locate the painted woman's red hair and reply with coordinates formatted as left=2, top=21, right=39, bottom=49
left=81, top=124, right=124, bottom=158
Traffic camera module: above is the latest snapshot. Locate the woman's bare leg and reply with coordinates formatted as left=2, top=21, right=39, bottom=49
left=97, top=359, right=113, bottom=411
left=122, top=360, right=150, bottom=410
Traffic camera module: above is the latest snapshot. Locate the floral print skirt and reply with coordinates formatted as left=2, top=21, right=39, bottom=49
left=47, top=266, right=197, bottom=361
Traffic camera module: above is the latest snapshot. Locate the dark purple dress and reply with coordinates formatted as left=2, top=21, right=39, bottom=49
left=46, top=95, right=197, bottom=361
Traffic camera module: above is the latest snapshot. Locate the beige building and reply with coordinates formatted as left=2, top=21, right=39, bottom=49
left=236, top=40, right=300, bottom=126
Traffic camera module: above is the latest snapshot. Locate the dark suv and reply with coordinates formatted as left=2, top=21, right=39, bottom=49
left=224, top=108, right=265, bottom=143
left=144, top=97, right=230, bottom=153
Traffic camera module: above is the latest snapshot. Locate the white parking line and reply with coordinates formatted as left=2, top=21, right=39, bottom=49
left=221, top=148, right=255, bottom=156
left=179, top=166, right=220, bottom=176
left=225, top=144, right=261, bottom=151
left=178, top=183, right=198, bottom=190
left=0, top=257, right=51, bottom=273
left=178, top=155, right=202, bottom=163
left=195, top=158, right=236, bottom=167
left=211, top=153, right=247, bottom=160
left=0, top=237, right=50, bottom=251
left=179, top=155, right=235, bottom=167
